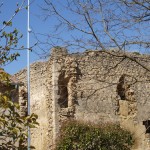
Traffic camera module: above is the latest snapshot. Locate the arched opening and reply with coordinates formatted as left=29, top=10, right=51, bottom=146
left=58, top=72, right=69, bottom=108
left=143, top=120, right=150, bottom=134
left=117, top=75, right=126, bottom=100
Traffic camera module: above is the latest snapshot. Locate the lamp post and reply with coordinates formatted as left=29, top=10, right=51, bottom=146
left=27, top=0, right=31, bottom=149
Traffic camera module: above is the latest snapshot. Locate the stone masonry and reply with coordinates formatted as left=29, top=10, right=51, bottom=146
left=14, top=47, right=150, bottom=150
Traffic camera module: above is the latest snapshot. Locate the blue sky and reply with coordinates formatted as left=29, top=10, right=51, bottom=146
left=2, top=0, right=82, bottom=75
left=1, top=0, right=149, bottom=74
left=2, top=0, right=50, bottom=74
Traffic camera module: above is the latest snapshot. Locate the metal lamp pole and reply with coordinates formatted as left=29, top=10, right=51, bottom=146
left=27, top=0, right=31, bottom=149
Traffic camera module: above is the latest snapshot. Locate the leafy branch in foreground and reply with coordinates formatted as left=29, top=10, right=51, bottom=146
left=0, top=1, right=39, bottom=149
left=0, top=69, right=39, bottom=150
left=0, top=1, right=26, bottom=67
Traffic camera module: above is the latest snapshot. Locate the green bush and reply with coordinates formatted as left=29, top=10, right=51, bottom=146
left=56, top=121, right=134, bottom=150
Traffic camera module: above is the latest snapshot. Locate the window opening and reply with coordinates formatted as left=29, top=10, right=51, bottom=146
left=58, top=72, right=69, bottom=108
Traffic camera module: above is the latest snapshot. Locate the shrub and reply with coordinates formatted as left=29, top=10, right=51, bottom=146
left=56, top=121, right=134, bottom=150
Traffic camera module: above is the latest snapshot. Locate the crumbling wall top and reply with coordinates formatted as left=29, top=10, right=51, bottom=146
left=51, top=47, right=68, bottom=58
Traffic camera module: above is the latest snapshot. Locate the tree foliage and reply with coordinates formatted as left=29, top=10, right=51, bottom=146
left=0, top=70, right=39, bottom=150
left=56, top=121, right=134, bottom=150
left=0, top=1, right=26, bottom=67
left=0, top=1, right=39, bottom=149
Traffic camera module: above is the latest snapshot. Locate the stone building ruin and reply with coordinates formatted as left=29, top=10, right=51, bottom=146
left=14, top=47, right=150, bottom=150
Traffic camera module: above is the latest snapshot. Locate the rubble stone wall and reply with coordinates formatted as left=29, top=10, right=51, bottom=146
left=15, top=47, right=150, bottom=150
left=15, top=61, right=53, bottom=150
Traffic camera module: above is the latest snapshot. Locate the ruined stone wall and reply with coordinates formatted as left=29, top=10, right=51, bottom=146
left=52, top=48, right=150, bottom=150
left=71, top=51, right=150, bottom=150
left=15, top=61, right=54, bottom=150
left=15, top=47, right=150, bottom=150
